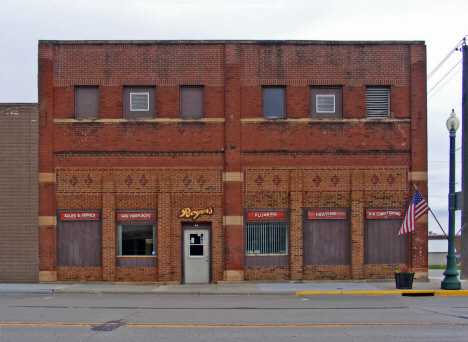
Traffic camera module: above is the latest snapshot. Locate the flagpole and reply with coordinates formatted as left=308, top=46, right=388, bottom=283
left=412, top=183, right=448, bottom=238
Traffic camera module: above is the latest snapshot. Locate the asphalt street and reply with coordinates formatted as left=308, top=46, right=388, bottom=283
left=1, top=292, right=468, bottom=341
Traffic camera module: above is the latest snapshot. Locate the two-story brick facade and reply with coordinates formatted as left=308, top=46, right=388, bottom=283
left=38, top=40, right=427, bottom=283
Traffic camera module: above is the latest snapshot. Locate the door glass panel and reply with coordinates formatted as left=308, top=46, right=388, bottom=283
left=189, top=233, right=204, bottom=257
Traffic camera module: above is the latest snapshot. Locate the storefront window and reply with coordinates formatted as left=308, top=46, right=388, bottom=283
left=245, top=222, right=287, bottom=255
left=118, top=224, right=156, bottom=256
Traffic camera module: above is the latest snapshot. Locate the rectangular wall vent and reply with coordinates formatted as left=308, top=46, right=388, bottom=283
left=316, top=94, right=335, bottom=113
left=366, top=87, right=389, bottom=118
left=130, top=93, right=150, bottom=111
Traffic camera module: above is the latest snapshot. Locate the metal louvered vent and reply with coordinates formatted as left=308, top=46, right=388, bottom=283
left=316, top=94, right=335, bottom=113
left=130, top=93, right=149, bottom=111
left=245, top=222, right=287, bottom=255
left=366, top=87, right=389, bottom=118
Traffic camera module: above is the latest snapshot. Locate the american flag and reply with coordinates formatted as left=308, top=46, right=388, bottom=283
left=398, top=190, right=430, bottom=236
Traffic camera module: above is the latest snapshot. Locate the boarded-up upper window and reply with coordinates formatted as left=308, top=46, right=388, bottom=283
left=75, top=86, right=99, bottom=119
left=366, top=87, right=390, bottom=118
left=180, top=86, right=204, bottom=119
left=263, top=87, right=285, bottom=118
left=123, top=86, right=155, bottom=119
left=310, top=87, right=342, bottom=118
left=364, top=208, right=408, bottom=264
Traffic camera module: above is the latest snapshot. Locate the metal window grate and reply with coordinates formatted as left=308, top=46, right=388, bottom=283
left=316, top=94, right=335, bottom=113
left=366, top=87, right=389, bottom=118
left=130, top=93, right=150, bottom=111
left=245, top=222, right=287, bottom=255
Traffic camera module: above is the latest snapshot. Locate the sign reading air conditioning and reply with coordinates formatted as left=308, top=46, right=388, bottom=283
left=247, top=211, right=286, bottom=220
left=117, top=212, right=156, bottom=221
left=178, top=207, right=214, bottom=220
left=366, top=209, right=404, bottom=219
left=307, top=210, right=346, bottom=220
left=61, top=212, right=100, bottom=221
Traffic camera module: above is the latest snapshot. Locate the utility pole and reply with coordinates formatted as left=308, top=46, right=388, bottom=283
left=461, top=38, right=467, bottom=279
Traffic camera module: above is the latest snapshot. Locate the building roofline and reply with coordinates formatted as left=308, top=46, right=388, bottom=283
left=38, top=40, right=425, bottom=45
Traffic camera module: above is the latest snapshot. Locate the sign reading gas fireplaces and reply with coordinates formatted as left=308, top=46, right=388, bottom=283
left=117, top=212, right=156, bottom=221
left=178, top=207, right=214, bottom=220
left=307, top=210, right=346, bottom=220
left=365, top=209, right=404, bottom=219
left=61, top=212, right=100, bottom=221
left=247, top=211, right=286, bottom=220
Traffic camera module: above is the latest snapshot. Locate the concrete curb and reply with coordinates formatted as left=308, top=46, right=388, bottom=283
left=0, top=290, right=54, bottom=296
left=52, top=290, right=293, bottom=296
left=296, top=290, right=468, bottom=296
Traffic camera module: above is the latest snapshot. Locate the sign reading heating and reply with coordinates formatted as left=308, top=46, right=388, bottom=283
left=366, top=209, right=404, bottom=219
left=61, top=212, right=100, bottom=221
left=307, top=210, right=346, bottom=220
left=247, top=211, right=286, bottom=220
left=117, top=212, right=156, bottom=221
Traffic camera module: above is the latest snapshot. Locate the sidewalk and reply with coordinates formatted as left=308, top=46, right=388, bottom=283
left=1, top=270, right=466, bottom=296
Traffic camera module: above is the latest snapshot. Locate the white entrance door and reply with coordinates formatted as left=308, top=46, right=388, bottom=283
left=184, top=228, right=210, bottom=284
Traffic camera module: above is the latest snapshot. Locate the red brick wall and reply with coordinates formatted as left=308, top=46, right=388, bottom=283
left=38, top=40, right=427, bottom=283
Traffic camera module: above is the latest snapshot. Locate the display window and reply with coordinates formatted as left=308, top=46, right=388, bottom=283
left=115, top=211, right=158, bottom=266
left=244, top=209, right=289, bottom=267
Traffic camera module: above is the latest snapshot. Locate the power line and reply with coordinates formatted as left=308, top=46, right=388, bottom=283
left=427, top=59, right=462, bottom=95
left=427, top=36, right=467, bottom=80
left=428, top=65, right=462, bottom=102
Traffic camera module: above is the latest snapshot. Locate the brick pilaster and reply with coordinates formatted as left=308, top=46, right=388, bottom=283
left=102, top=169, right=116, bottom=281
left=158, top=171, right=172, bottom=282
left=351, top=170, right=364, bottom=279
left=290, top=169, right=303, bottom=280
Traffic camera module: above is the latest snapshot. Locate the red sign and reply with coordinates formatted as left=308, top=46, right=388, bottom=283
left=366, top=209, right=404, bottom=219
left=61, top=212, right=99, bottom=221
left=117, top=212, right=156, bottom=221
left=307, top=210, right=346, bottom=220
left=247, top=211, right=286, bottom=220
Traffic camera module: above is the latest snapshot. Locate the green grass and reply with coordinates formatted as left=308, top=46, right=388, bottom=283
left=428, top=265, right=460, bottom=270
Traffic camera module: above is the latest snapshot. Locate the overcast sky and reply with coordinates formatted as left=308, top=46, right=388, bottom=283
left=1, top=0, right=466, bottom=235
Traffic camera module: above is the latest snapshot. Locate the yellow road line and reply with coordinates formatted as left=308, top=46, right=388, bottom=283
left=296, top=290, right=468, bottom=296
left=0, top=322, right=467, bottom=328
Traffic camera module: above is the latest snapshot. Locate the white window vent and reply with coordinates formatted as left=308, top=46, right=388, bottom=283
left=316, top=94, right=335, bottom=113
left=130, top=93, right=150, bottom=111
left=366, top=87, right=389, bottom=118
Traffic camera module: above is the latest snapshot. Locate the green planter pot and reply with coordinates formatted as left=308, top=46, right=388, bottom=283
left=395, top=272, right=414, bottom=289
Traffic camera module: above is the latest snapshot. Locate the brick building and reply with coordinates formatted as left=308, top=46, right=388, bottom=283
left=38, top=40, right=427, bottom=283
left=1, top=103, right=39, bottom=283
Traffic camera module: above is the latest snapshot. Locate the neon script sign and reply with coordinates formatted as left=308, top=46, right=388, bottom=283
left=178, top=207, right=214, bottom=220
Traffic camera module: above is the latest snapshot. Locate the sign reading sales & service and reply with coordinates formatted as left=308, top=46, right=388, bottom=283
left=61, top=212, right=100, bottom=221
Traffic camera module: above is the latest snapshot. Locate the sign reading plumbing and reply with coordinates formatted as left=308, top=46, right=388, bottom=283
left=247, top=211, right=286, bottom=220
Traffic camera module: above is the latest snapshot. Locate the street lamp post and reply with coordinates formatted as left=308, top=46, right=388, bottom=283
left=441, top=109, right=462, bottom=290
